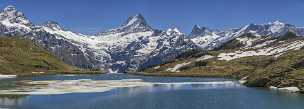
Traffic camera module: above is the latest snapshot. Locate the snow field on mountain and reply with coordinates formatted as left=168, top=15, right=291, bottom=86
left=217, top=40, right=304, bottom=61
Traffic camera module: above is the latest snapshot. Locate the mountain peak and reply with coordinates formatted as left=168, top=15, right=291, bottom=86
left=0, top=5, right=31, bottom=26
left=166, top=27, right=183, bottom=35
left=193, top=25, right=201, bottom=29
left=97, top=14, right=153, bottom=36
left=190, top=25, right=212, bottom=37
left=269, top=20, right=285, bottom=25
left=124, top=14, right=146, bottom=26
left=121, top=14, right=152, bottom=30
left=43, top=21, right=63, bottom=30
left=3, top=5, right=17, bottom=12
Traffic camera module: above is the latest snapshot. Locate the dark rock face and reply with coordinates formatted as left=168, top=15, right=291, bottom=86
left=26, top=30, right=96, bottom=69
left=0, top=23, right=8, bottom=36
left=190, top=25, right=213, bottom=37
left=245, top=77, right=271, bottom=87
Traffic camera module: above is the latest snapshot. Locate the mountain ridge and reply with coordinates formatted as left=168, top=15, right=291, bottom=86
left=1, top=5, right=304, bottom=73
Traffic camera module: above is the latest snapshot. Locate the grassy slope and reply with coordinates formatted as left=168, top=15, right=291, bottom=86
left=142, top=49, right=304, bottom=91
left=0, top=37, right=81, bottom=75
left=141, top=34, right=304, bottom=92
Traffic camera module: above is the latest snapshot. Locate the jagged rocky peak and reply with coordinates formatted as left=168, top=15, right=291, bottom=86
left=266, top=20, right=298, bottom=37
left=267, top=20, right=287, bottom=31
left=123, top=14, right=150, bottom=28
left=190, top=25, right=213, bottom=37
left=231, top=20, right=299, bottom=38
left=268, top=20, right=285, bottom=25
left=241, top=23, right=266, bottom=35
left=0, top=5, right=31, bottom=26
left=166, top=27, right=183, bottom=36
left=43, top=21, right=63, bottom=30
left=97, top=14, right=153, bottom=36
left=3, top=5, right=16, bottom=12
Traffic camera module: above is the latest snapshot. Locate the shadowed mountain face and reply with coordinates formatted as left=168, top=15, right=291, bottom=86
left=189, top=25, right=213, bottom=37
left=0, top=5, right=304, bottom=73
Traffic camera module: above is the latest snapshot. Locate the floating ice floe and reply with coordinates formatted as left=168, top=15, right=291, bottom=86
left=238, top=76, right=249, bottom=84
left=155, top=81, right=236, bottom=85
left=0, top=79, right=151, bottom=95
left=31, top=71, right=45, bottom=74
left=269, top=86, right=300, bottom=93
left=0, top=74, right=17, bottom=79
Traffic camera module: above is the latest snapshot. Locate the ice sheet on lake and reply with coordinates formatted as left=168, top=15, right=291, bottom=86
left=269, top=86, right=300, bottom=93
left=0, top=79, right=240, bottom=95
left=0, top=74, right=17, bottom=79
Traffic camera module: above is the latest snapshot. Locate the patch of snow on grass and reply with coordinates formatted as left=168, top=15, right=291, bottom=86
left=166, top=62, right=191, bottom=72
left=253, top=40, right=276, bottom=48
left=236, top=37, right=259, bottom=48
left=196, top=55, right=214, bottom=61
left=218, top=40, right=304, bottom=61
left=154, top=66, right=160, bottom=69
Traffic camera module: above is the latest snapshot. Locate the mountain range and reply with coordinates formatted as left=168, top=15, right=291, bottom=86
left=1, top=5, right=304, bottom=73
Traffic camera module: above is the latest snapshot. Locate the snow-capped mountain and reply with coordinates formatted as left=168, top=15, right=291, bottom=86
left=92, top=16, right=196, bottom=72
left=96, top=14, right=153, bottom=36
left=0, top=6, right=101, bottom=69
left=0, top=5, right=197, bottom=73
left=191, top=20, right=304, bottom=50
left=0, top=5, right=32, bottom=36
left=235, top=20, right=298, bottom=37
left=189, top=25, right=222, bottom=48
left=1, top=5, right=304, bottom=73
left=189, top=25, right=213, bottom=37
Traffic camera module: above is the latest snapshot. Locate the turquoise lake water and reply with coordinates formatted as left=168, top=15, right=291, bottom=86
left=0, top=74, right=304, bottom=109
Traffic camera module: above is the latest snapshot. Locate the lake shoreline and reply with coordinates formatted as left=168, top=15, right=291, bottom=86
left=129, top=72, right=304, bottom=94
left=1, top=72, right=303, bottom=94
left=1, top=74, right=303, bottom=109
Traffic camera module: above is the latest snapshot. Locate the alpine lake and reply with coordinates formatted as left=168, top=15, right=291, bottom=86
left=0, top=74, right=304, bottom=109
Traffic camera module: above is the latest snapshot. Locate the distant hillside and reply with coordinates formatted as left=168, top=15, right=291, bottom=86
left=141, top=33, right=304, bottom=93
left=0, top=37, right=78, bottom=75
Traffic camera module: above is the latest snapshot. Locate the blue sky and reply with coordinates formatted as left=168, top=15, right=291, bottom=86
left=1, top=0, right=304, bottom=34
